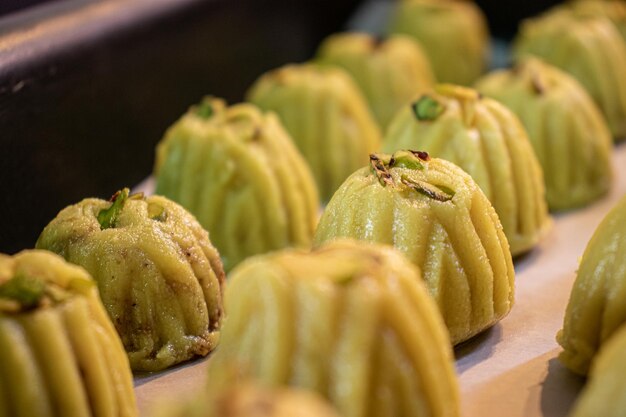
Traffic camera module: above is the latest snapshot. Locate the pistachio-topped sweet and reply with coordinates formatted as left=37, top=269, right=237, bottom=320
left=316, top=32, right=435, bottom=129
left=208, top=239, right=461, bottom=417
left=384, top=84, right=551, bottom=256
left=514, top=7, right=626, bottom=140
left=36, top=189, right=225, bottom=372
left=154, top=97, right=319, bottom=271
left=314, top=152, right=515, bottom=344
left=0, top=250, right=137, bottom=417
left=247, top=63, right=381, bottom=201
left=476, top=58, right=613, bottom=211
left=557, top=195, right=626, bottom=376
left=388, top=0, right=490, bottom=85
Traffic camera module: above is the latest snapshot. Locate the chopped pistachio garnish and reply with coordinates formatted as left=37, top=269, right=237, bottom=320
left=369, top=154, right=393, bottom=186
left=97, top=188, right=131, bottom=229
left=401, top=176, right=454, bottom=202
left=389, top=150, right=425, bottom=170
left=148, top=203, right=167, bottom=222
left=412, top=95, right=445, bottom=121
left=0, top=273, right=45, bottom=309
left=195, top=100, right=214, bottom=119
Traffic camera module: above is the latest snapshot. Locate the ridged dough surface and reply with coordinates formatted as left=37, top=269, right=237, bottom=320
left=153, top=381, right=340, bottom=417
left=248, top=64, right=381, bottom=201
left=316, top=32, right=435, bottom=129
left=557, top=195, right=626, bottom=375
left=476, top=57, right=613, bottom=211
left=208, top=239, right=460, bottom=417
left=0, top=250, right=136, bottom=417
left=514, top=8, right=626, bottom=140
left=388, top=0, right=490, bottom=85
left=36, top=193, right=225, bottom=372
left=384, top=85, right=551, bottom=256
left=570, top=324, right=626, bottom=417
left=154, top=98, right=319, bottom=271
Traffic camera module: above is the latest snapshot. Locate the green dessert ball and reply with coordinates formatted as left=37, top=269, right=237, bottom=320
left=314, top=151, right=515, bottom=345
left=514, top=7, right=626, bottom=140
left=208, top=239, right=460, bottom=417
left=476, top=57, right=613, bottom=211
left=557, top=195, right=626, bottom=375
left=388, top=0, right=490, bottom=85
left=316, top=32, right=435, bottom=129
left=247, top=63, right=381, bottom=201
left=0, top=250, right=137, bottom=417
left=154, top=98, right=320, bottom=271
left=36, top=189, right=225, bottom=372
left=383, top=84, right=551, bottom=256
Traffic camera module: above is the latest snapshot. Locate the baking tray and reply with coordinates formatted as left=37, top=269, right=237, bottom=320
left=133, top=143, right=626, bottom=417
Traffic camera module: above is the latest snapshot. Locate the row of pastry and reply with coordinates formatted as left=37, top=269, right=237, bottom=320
left=2, top=0, right=626, bottom=416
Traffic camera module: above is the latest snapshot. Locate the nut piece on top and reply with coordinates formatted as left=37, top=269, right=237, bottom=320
left=247, top=63, right=381, bottom=201
left=207, top=239, right=460, bottom=417
left=476, top=57, right=613, bottom=211
left=153, top=381, right=340, bottom=417
left=0, top=250, right=137, bottom=417
left=383, top=84, right=551, bottom=256
left=316, top=32, right=435, bottom=129
left=388, top=0, right=490, bottom=86
left=514, top=7, right=626, bottom=140
left=314, top=151, right=515, bottom=344
left=36, top=189, right=225, bottom=372
left=154, top=97, right=320, bottom=271
left=569, top=325, right=626, bottom=417
left=557, top=195, right=626, bottom=376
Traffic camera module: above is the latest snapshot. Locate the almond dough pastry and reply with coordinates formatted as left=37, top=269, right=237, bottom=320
left=0, top=250, right=137, bottom=417
left=557, top=195, right=626, bottom=376
left=153, top=381, right=340, bottom=417
left=383, top=84, right=551, bottom=256
left=154, top=98, right=319, bottom=271
left=36, top=189, right=225, bottom=372
left=514, top=8, right=626, bottom=140
left=314, top=152, right=514, bottom=345
left=247, top=64, right=381, bottom=201
left=207, top=239, right=460, bottom=417
left=568, top=0, right=626, bottom=43
left=316, top=32, right=435, bottom=129
left=475, top=57, right=613, bottom=211
left=388, top=0, right=490, bottom=86
left=570, top=324, right=626, bottom=417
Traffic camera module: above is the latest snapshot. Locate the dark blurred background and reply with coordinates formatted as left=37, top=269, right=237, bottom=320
left=0, top=0, right=561, bottom=253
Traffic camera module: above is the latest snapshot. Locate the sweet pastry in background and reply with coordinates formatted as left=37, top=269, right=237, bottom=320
left=36, top=189, right=225, bottom=372
left=314, top=151, right=514, bottom=345
left=153, top=380, right=340, bottom=417
left=568, top=0, right=626, bottom=43
left=569, top=324, right=626, bottom=417
left=0, top=250, right=137, bottom=417
left=247, top=63, right=381, bottom=201
left=388, top=0, right=490, bottom=86
left=383, top=84, right=551, bottom=256
left=154, top=97, right=319, bottom=271
left=514, top=7, right=626, bottom=140
left=207, top=239, right=460, bottom=417
left=557, top=194, right=626, bottom=376
left=316, top=32, right=435, bottom=129
left=475, top=57, right=613, bottom=211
